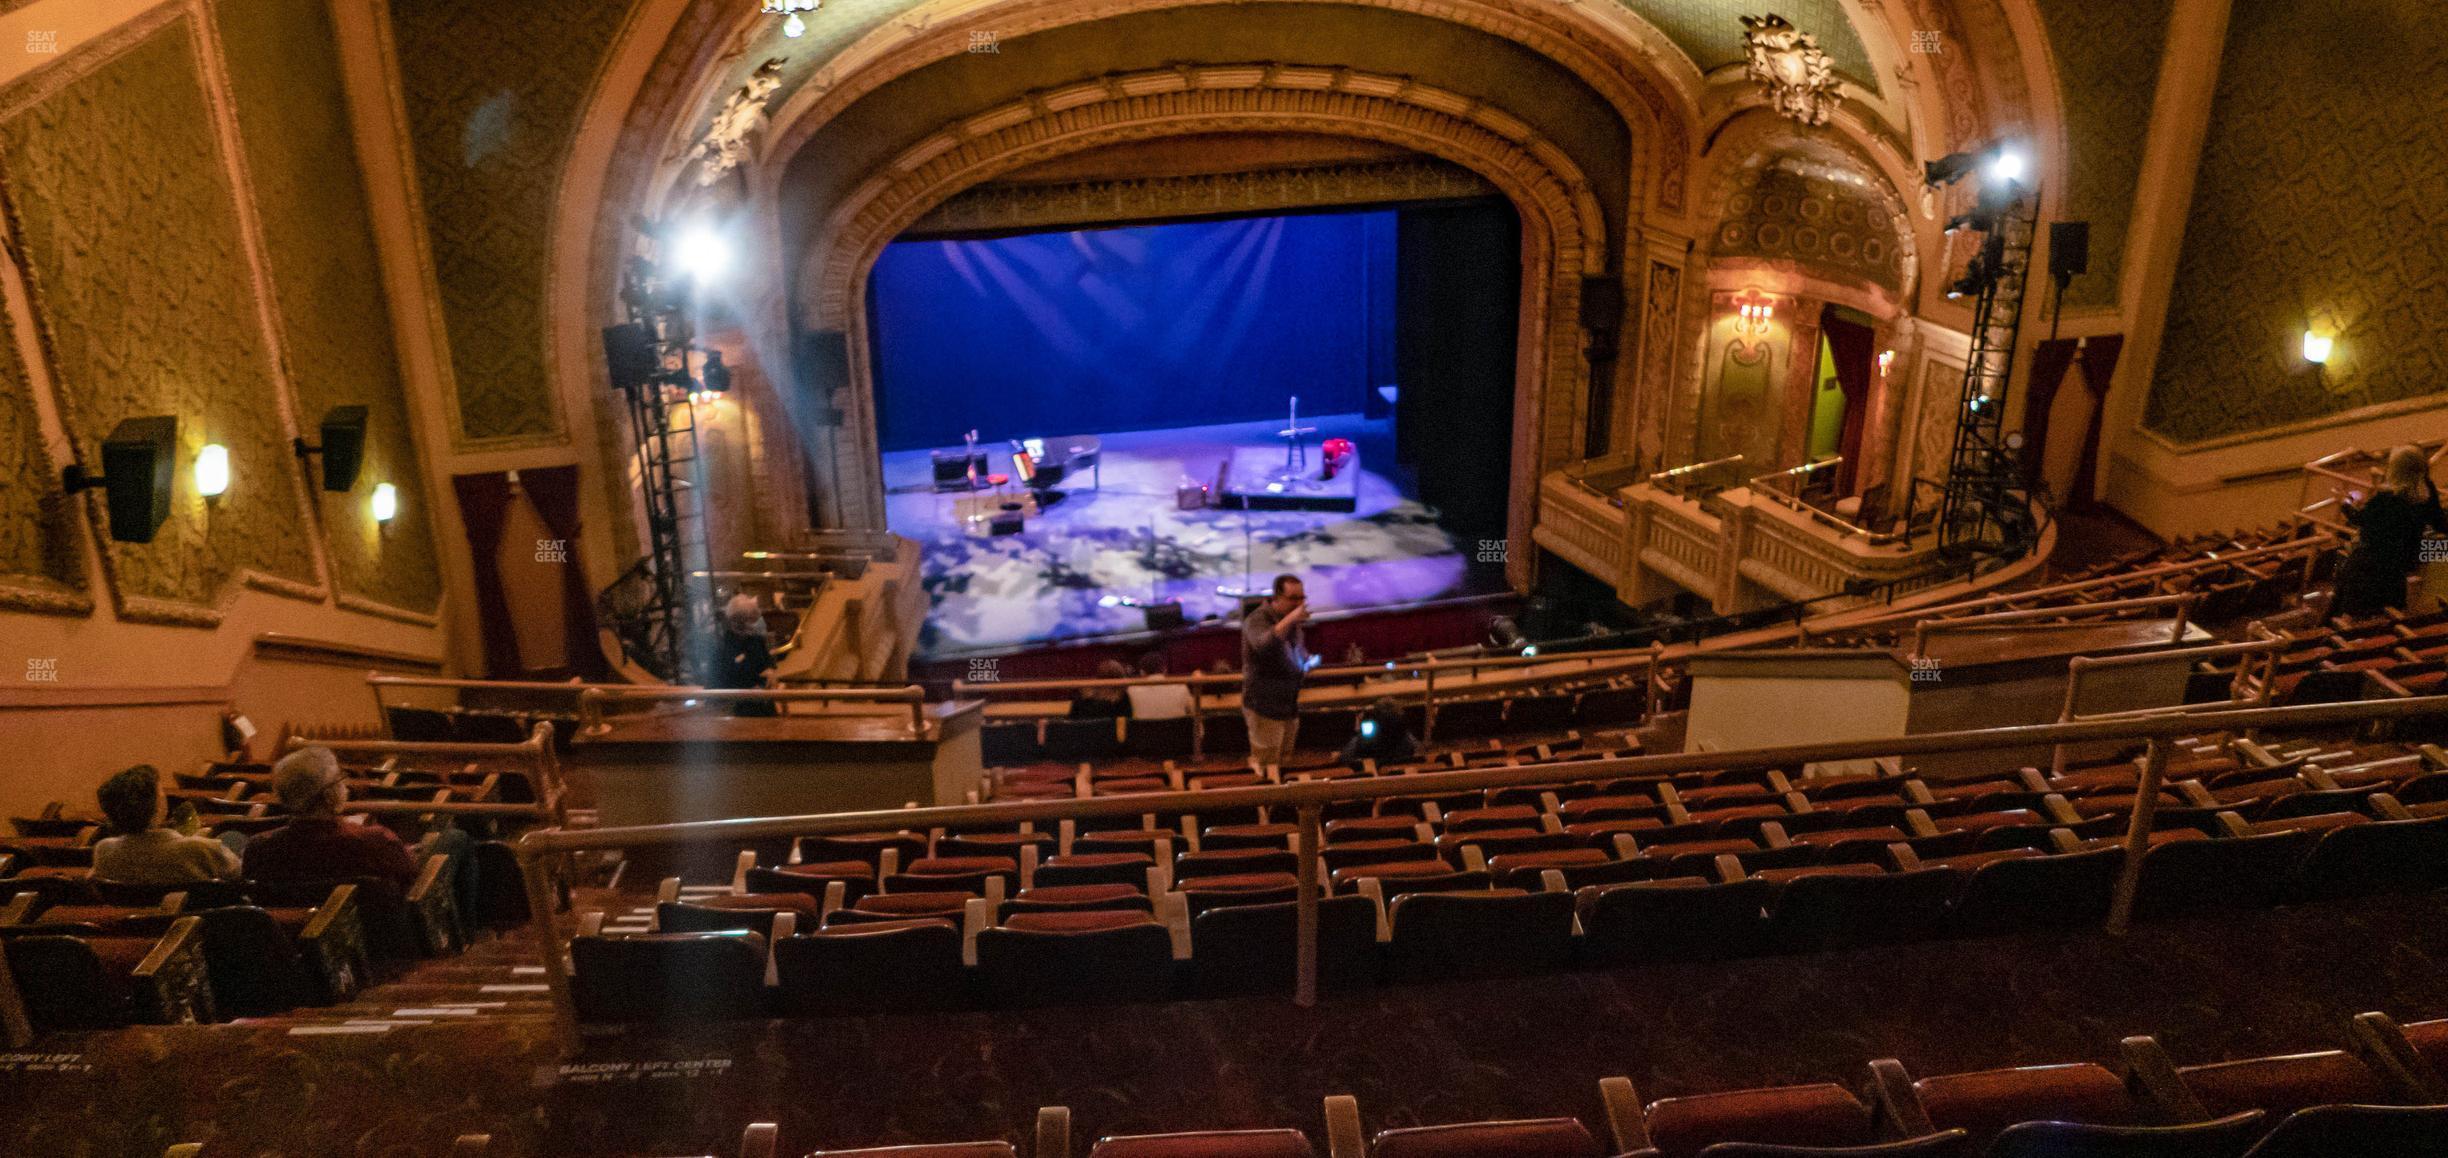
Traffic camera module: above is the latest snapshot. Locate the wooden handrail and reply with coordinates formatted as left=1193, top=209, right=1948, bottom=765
left=281, top=721, right=567, bottom=828
left=2049, top=635, right=2289, bottom=776
left=575, top=685, right=931, bottom=737
left=1846, top=533, right=2335, bottom=633
left=1909, top=591, right=2199, bottom=655
left=510, top=691, right=2448, bottom=1051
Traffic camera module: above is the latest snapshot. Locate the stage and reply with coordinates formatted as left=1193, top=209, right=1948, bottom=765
left=882, top=413, right=1500, bottom=657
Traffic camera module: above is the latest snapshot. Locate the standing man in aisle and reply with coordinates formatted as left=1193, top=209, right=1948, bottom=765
left=1242, top=573, right=1312, bottom=773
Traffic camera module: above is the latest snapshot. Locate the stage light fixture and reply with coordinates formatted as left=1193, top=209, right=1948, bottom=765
left=194, top=444, right=230, bottom=500
left=370, top=482, right=399, bottom=524
left=1923, top=151, right=1980, bottom=187
left=700, top=349, right=733, bottom=394
left=2302, top=330, right=2334, bottom=364
left=1987, top=149, right=2027, bottom=186
left=672, top=224, right=731, bottom=283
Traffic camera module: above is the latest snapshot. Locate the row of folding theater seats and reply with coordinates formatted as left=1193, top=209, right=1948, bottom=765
left=983, top=729, right=1645, bottom=803
left=0, top=880, right=362, bottom=1031
left=554, top=782, right=2448, bottom=1019
left=978, top=679, right=1651, bottom=772
left=384, top=703, right=578, bottom=748
left=2209, top=605, right=2448, bottom=704
left=345, top=1010, right=2448, bottom=1157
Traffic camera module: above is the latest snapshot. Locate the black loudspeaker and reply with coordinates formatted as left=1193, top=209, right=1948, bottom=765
left=1580, top=275, right=1625, bottom=361
left=988, top=511, right=1025, bottom=536
left=317, top=405, right=367, bottom=492
left=602, top=322, right=659, bottom=391
left=2049, top=221, right=2091, bottom=280
left=88, top=416, right=176, bottom=543
left=797, top=330, right=852, bottom=427
left=1142, top=602, right=1186, bottom=632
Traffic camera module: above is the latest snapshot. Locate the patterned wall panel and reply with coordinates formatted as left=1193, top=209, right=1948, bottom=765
left=2031, top=0, right=2172, bottom=310
left=0, top=17, right=318, bottom=622
left=388, top=0, right=641, bottom=443
left=2144, top=0, right=2448, bottom=444
left=213, top=0, right=440, bottom=615
left=0, top=306, right=84, bottom=612
left=1712, top=153, right=1912, bottom=297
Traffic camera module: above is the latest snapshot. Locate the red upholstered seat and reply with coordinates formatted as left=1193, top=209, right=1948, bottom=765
left=1094, top=778, right=1172, bottom=795
left=1187, top=774, right=1269, bottom=791
left=1558, top=794, right=1665, bottom=819
left=1087, top=1129, right=1316, bottom=1157
left=777, top=859, right=878, bottom=880
left=808, top=917, right=954, bottom=937
left=2252, top=812, right=2370, bottom=835
left=1934, top=809, right=2043, bottom=833
left=1690, top=804, right=1791, bottom=826
left=1921, top=846, right=2044, bottom=871
left=1564, top=817, right=1666, bottom=839
left=1747, top=862, right=1885, bottom=884
left=1915, top=1062, right=2138, bottom=1144
left=1179, top=871, right=1300, bottom=892
left=1486, top=848, right=1611, bottom=871
left=2178, top=1050, right=2391, bottom=1120
left=809, top=1143, right=1016, bottom=1157
left=1680, top=783, right=1773, bottom=804
left=1001, top=909, right=1153, bottom=933
left=1201, top=823, right=1299, bottom=847
left=1325, top=816, right=1424, bottom=841
left=1369, top=1118, right=1601, bottom=1158
left=904, top=856, right=1018, bottom=876
left=1010, top=883, right=1144, bottom=907
left=1442, top=805, right=1542, bottom=832
left=850, top=892, right=974, bottom=918
left=1791, top=825, right=1909, bottom=847
left=1328, top=861, right=1472, bottom=887
left=995, top=782, right=1075, bottom=801
left=2403, top=1019, right=2448, bottom=1071
left=1045, top=852, right=1152, bottom=870
left=1641, top=838, right=1757, bottom=859
left=1642, top=1082, right=1875, bottom=1158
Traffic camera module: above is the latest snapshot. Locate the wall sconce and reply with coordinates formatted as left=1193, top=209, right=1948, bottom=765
left=194, top=444, right=231, bottom=502
left=2302, top=329, right=2334, bottom=365
left=1734, top=295, right=1776, bottom=338
left=1877, top=350, right=1897, bottom=377
left=370, top=482, right=399, bottom=525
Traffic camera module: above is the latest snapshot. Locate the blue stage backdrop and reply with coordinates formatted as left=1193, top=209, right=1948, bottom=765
left=869, top=210, right=1395, bottom=451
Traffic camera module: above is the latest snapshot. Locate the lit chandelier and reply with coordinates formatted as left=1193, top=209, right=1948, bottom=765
left=762, top=0, right=818, bottom=38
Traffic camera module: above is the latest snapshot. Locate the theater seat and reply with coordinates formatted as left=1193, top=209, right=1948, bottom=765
left=1641, top=1082, right=1877, bottom=1158
left=974, top=914, right=1174, bottom=1007
left=2170, top=1049, right=2394, bottom=1121
left=1907, top=1062, right=2142, bottom=1149
left=569, top=931, right=766, bottom=1023
left=1686, top=1135, right=1970, bottom=1156
left=1577, top=878, right=1772, bottom=964
left=1088, top=1129, right=1317, bottom=1157
left=2291, top=815, right=2448, bottom=900
left=658, top=894, right=820, bottom=938
left=1189, top=895, right=1378, bottom=998
left=2239, top=1103, right=2448, bottom=1158
left=1945, top=848, right=2121, bottom=937
left=810, top=1144, right=1016, bottom=1158
left=1369, top=1118, right=1602, bottom=1158
left=1763, top=867, right=1959, bottom=952
left=1178, top=872, right=1301, bottom=917
left=775, top=919, right=966, bottom=1016
left=1384, top=889, right=1574, bottom=982
left=1982, top=1112, right=2265, bottom=1158
left=2132, top=828, right=2322, bottom=918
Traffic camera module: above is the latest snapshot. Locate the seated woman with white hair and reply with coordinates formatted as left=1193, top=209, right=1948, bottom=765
left=714, top=591, right=780, bottom=717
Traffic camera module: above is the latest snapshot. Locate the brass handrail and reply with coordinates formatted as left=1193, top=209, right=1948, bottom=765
left=574, top=685, right=931, bottom=737
left=1844, top=533, right=2334, bottom=634
left=279, top=721, right=567, bottom=828
left=2049, top=634, right=2289, bottom=776
left=510, top=692, right=2448, bottom=1050
left=1908, top=591, right=2199, bottom=656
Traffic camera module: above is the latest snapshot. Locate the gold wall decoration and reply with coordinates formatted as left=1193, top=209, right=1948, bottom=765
left=387, top=0, right=642, bottom=444
left=1740, top=13, right=1842, bottom=127
left=1710, top=152, right=1912, bottom=298
left=212, top=0, right=441, bottom=615
left=2145, top=0, right=2448, bottom=443
left=0, top=306, right=86, bottom=615
left=2030, top=0, right=2173, bottom=311
left=908, top=159, right=1498, bottom=236
left=0, top=14, right=319, bottom=625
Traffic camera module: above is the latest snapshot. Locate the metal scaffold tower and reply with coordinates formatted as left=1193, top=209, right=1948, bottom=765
left=597, top=246, right=726, bottom=684
left=1929, top=148, right=2040, bottom=558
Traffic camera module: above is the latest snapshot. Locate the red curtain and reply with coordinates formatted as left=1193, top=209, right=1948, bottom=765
left=518, top=465, right=614, bottom=681
left=1821, top=312, right=1878, bottom=493
left=2021, top=338, right=2084, bottom=491
left=449, top=472, right=522, bottom=679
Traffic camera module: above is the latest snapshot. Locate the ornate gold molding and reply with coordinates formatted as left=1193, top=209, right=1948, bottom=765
left=907, top=158, right=1498, bottom=236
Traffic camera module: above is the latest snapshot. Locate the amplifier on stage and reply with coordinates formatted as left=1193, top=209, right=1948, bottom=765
left=1176, top=479, right=1208, bottom=510
left=932, top=449, right=989, bottom=491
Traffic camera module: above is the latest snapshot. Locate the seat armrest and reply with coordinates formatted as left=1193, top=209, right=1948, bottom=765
left=2119, top=1034, right=2207, bottom=1121
left=1324, top=1095, right=1364, bottom=1158
left=1036, top=1105, right=1072, bottom=1158
left=1598, top=1075, right=1649, bottom=1154
left=134, top=914, right=215, bottom=1025
left=1869, top=1058, right=1935, bottom=1137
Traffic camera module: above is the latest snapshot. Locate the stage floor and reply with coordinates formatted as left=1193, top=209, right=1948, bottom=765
left=882, top=414, right=1499, bottom=656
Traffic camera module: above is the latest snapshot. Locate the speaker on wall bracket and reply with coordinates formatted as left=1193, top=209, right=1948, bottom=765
left=294, top=404, right=369, bottom=492
left=61, top=415, right=176, bottom=543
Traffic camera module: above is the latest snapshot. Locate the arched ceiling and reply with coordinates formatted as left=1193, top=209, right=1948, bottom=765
left=677, top=0, right=1880, bottom=176
left=772, top=3, right=1634, bottom=264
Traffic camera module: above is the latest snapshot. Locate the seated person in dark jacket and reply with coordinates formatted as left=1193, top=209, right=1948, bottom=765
left=242, top=747, right=421, bottom=890
left=1339, top=699, right=1421, bottom=768
left=714, top=593, right=780, bottom=717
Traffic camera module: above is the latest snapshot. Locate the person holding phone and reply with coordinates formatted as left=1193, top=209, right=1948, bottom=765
left=1240, top=574, right=1311, bottom=772
left=2333, top=445, right=2446, bottom=619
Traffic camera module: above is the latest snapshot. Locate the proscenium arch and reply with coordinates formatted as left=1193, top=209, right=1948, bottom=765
left=800, top=65, right=1609, bottom=591
left=745, top=0, right=1697, bottom=220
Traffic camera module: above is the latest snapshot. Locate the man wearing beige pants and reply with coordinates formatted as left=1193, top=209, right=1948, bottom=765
left=1241, top=574, right=1311, bottom=773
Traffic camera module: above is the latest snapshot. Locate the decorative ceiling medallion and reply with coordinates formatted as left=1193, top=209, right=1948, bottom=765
left=688, top=58, right=785, bottom=187
left=1740, top=13, right=1841, bottom=127
left=761, top=0, right=819, bottom=39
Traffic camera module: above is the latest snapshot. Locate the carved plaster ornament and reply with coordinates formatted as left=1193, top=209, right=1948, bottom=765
left=1741, top=13, right=1842, bottom=127
left=688, top=58, right=786, bottom=186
